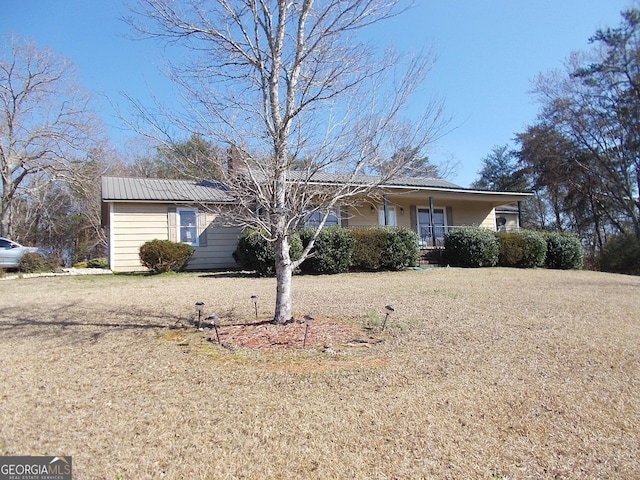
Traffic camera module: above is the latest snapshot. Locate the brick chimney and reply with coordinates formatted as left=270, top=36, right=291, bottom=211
left=227, top=145, right=244, bottom=178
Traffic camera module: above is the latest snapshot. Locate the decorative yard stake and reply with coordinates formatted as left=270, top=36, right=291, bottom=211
left=303, top=315, right=314, bottom=347
left=251, top=295, right=259, bottom=320
left=207, top=313, right=220, bottom=344
left=382, top=305, right=395, bottom=331
left=195, top=302, right=205, bottom=329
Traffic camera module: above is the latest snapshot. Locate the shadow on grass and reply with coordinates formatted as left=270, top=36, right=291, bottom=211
left=0, top=303, right=185, bottom=344
left=197, top=270, right=256, bottom=279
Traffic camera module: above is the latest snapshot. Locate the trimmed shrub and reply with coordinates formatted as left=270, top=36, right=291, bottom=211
left=444, top=227, right=499, bottom=268
left=86, top=257, right=109, bottom=269
left=544, top=232, right=583, bottom=270
left=233, top=230, right=275, bottom=276
left=497, top=232, right=524, bottom=267
left=600, top=234, right=640, bottom=276
left=351, top=229, right=387, bottom=270
left=232, top=230, right=302, bottom=277
left=380, top=227, right=419, bottom=271
left=18, top=252, right=48, bottom=273
left=299, top=227, right=354, bottom=274
left=497, top=230, right=546, bottom=268
left=139, top=239, right=194, bottom=274
left=520, top=230, right=547, bottom=268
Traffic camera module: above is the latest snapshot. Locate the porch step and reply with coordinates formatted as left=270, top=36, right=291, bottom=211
left=419, top=248, right=444, bottom=267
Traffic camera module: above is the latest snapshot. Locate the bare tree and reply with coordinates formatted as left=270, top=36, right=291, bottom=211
left=0, top=36, right=102, bottom=239
left=529, top=8, right=640, bottom=240
left=130, top=0, right=446, bottom=323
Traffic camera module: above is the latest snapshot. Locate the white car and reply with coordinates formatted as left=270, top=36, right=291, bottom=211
left=0, top=237, right=39, bottom=269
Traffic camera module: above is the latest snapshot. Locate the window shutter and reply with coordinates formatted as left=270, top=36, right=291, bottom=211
left=446, top=207, right=453, bottom=227
left=168, top=207, right=177, bottom=242
left=199, top=211, right=208, bottom=247
left=410, top=205, right=417, bottom=231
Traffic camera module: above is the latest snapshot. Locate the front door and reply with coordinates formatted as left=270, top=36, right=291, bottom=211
left=417, top=208, right=446, bottom=246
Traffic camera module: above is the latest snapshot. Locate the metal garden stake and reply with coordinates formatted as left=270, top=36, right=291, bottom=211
left=303, top=314, right=314, bottom=347
left=208, top=313, right=220, bottom=344
left=195, top=302, right=205, bottom=329
left=382, top=305, right=395, bottom=331
left=251, top=295, right=259, bottom=320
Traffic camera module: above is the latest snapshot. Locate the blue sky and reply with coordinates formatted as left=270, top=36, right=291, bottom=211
left=1, top=0, right=634, bottom=187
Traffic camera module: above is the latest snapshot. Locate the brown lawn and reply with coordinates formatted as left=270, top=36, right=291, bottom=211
left=0, top=268, right=639, bottom=479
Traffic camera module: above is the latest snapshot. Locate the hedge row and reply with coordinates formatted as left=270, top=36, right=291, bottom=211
left=233, top=227, right=419, bottom=276
left=444, top=228, right=583, bottom=270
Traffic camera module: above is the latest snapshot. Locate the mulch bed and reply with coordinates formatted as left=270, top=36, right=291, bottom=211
left=196, top=318, right=368, bottom=351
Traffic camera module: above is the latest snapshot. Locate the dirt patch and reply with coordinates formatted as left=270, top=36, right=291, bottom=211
left=183, top=317, right=374, bottom=351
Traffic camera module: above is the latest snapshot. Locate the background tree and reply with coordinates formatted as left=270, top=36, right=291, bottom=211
left=529, top=8, right=640, bottom=240
left=130, top=0, right=446, bottom=323
left=0, top=36, right=103, bottom=240
left=516, top=124, right=613, bottom=253
left=13, top=148, right=118, bottom=264
left=376, top=145, right=442, bottom=178
left=131, top=134, right=224, bottom=180
left=471, top=144, right=528, bottom=192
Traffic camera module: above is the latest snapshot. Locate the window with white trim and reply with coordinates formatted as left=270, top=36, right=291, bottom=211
left=177, top=208, right=199, bottom=246
left=377, top=206, right=397, bottom=227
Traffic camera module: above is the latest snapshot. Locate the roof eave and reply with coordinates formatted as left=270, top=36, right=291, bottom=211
left=102, top=199, right=236, bottom=204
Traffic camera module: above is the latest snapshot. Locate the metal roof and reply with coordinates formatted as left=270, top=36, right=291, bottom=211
left=102, top=174, right=531, bottom=204
left=101, top=177, right=234, bottom=203
left=297, top=171, right=463, bottom=189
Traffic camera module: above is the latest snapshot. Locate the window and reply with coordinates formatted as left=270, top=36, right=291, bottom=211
left=305, top=210, right=340, bottom=229
left=378, top=206, right=397, bottom=227
left=177, top=208, right=199, bottom=246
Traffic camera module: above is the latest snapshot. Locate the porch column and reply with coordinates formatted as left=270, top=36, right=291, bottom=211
left=517, top=200, right=523, bottom=230
left=429, top=196, right=436, bottom=246
left=383, top=194, right=388, bottom=226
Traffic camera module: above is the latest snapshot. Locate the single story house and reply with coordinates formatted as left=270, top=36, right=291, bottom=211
left=101, top=175, right=531, bottom=272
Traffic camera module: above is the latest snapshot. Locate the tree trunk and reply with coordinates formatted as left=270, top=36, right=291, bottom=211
left=0, top=202, right=11, bottom=238
left=273, top=234, right=293, bottom=324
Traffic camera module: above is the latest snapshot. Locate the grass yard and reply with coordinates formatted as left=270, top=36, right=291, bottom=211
left=0, top=268, right=639, bottom=479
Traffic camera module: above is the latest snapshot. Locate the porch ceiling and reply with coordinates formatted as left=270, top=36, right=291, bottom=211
left=379, top=187, right=531, bottom=208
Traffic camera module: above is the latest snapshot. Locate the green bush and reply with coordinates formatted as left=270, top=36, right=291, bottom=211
left=520, top=230, right=547, bottom=268
left=86, top=257, right=109, bottom=269
left=497, top=232, right=524, bottom=267
left=351, top=229, right=387, bottom=270
left=544, top=232, right=583, bottom=270
left=350, top=228, right=419, bottom=271
left=443, top=227, right=499, bottom=268
left=600, top=234, right=640, bottom=276
left=233, top=230, right=302, bottom=277
left=299, top=227, right=354, bottom=274
left=497, top=230, right=546, bottom=268
left=18, top=252, right=48, bottom=273
left=139, top=239, right=194, bottom=274
left=380, top=227, right=419, bottom=271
